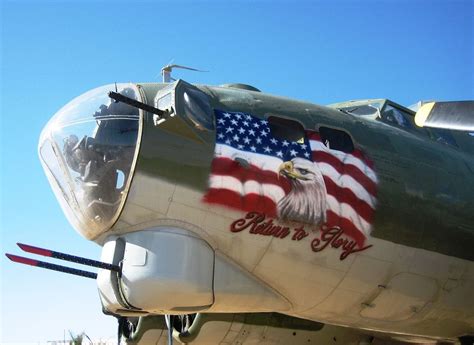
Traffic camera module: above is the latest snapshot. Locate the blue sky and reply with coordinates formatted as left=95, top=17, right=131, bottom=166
left=1, top=0, right=473, bottom=343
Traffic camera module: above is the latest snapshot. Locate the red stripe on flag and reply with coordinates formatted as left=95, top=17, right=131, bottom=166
left=323, top=177, right=375, bottom=224
left=350, top=149, right=375, bottom=169
left=210, top=157, right=291, bottom=193
left=306, top=130, right=375, bottom=169
left=203, top=190, right=370, bottom=245
left=307, top=132, right=321, bottom=141
left=203, top=188, right=278, bottom=218
left=325, top=211, right=367, bottom=246
left=312, top=151, right=377, bottom=196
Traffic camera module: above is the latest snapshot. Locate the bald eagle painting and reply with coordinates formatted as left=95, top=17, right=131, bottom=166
left=277, top=158, right=327, bottom=226
left=204, top=110, right=378, bottom=245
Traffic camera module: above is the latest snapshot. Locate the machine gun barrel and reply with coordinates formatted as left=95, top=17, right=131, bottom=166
left=16, top=243, right=121, bottom=272
left=108, top=91, right=166, bottom=117
left=6, top=254, right=98, bottom=279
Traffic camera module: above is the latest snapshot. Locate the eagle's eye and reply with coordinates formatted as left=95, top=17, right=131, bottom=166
left=298, top=168, right=309, bottom=175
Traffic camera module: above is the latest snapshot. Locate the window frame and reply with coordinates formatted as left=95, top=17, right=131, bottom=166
left=266, top=114, right=307, bottom=143
left=316, top=124, right=356, bottom=154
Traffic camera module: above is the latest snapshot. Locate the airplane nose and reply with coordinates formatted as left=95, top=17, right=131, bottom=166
left=38, top=84, right=142, bottom=240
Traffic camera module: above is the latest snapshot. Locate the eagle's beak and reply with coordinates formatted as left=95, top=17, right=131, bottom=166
left=279, top=161, right=300, bottom=180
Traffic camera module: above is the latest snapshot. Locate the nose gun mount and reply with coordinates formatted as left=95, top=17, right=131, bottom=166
left=5, top=243, right=121, bottom=279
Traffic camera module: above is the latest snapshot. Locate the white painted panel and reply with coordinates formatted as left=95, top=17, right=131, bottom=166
left=308, top=288, right=365, bottom=318
left=211, top=253, right=291, bottom=312
left=167, top=202, right=207, bottom=229
left=337, top=256, right=392, bottom=294
left=253, top=239, right=346, bottom=312
left=97, top=239, right=123, bottom=313
left=124, top=172, right=175, bottom=216
left=120, top=228, right=214, bottom=313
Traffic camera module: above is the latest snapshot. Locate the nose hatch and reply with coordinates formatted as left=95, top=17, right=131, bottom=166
left=38, top=84, right=142, bottom=239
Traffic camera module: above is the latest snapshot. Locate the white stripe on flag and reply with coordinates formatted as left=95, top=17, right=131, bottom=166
left=317, top=162, right=377, bottom=208
left=326, top=195, right=371, bottom=236
left=209, top=175, right=286, bottom=203
left=309, top=139, right=378, bottom=183
left=216, top=144, right=284, bottom=171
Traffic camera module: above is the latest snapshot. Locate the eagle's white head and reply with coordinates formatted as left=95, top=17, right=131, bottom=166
left=277, top=157, right=327, bottom=226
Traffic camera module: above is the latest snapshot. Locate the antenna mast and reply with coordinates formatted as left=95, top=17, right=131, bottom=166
left=161, top=64, right=208, bottom=83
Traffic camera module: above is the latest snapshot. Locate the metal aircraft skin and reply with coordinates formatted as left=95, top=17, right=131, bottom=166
left=9, top=79, right=474, bottom=344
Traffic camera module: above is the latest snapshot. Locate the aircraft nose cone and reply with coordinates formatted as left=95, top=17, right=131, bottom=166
left=38, top=83, right=142, bottom=239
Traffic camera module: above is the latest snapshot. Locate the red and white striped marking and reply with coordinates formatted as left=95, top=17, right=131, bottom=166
left=204, top=130, right=377, bottom=246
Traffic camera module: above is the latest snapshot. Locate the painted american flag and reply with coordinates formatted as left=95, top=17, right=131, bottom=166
left=204, top=109, right=378, bottom=246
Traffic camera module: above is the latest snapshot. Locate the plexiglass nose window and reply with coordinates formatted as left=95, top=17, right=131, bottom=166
left=39, top=84, right=141, bottom=239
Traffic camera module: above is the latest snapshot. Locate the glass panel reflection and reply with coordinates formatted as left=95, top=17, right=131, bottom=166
left=39, top=84, right=141, bottom=238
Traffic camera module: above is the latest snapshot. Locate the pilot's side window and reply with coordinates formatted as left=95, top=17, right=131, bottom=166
left=429, top=128, right=458, bottom=147
left=319, top=127, right=354, bottom=153
left=268, top=116, right=305, bottom=143
left=381, top=105, right=414, bottom=129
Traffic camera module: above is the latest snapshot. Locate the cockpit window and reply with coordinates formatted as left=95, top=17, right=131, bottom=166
left=380, top=104, right=414, bottom=129
left=429, top=128, right=458, bottom=147
left=38, top=84, right=141, bottom=239
left=339, top=104, right=381, bottom=117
